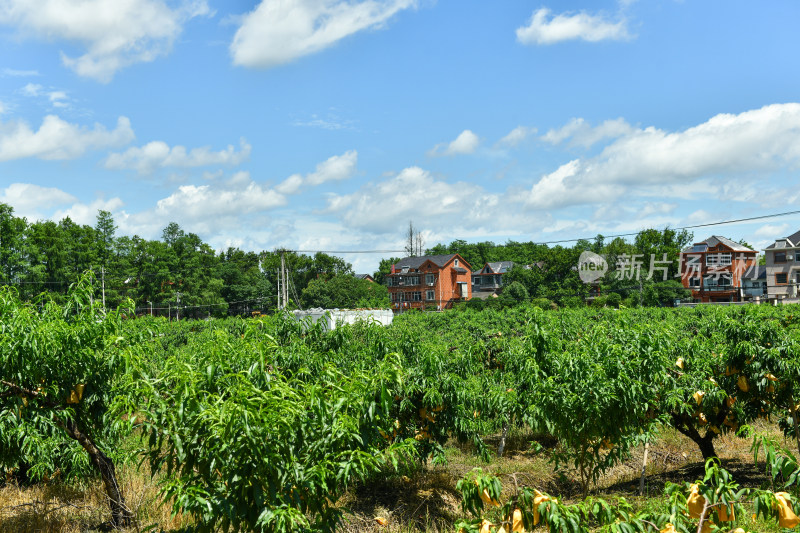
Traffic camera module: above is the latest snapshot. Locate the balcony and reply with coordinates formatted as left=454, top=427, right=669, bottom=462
left=702, top=284, right=735, bottom=292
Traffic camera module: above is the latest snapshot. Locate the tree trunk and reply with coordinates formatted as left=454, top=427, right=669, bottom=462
left=672, top=414, right=717, bottom=461
left=498, top=423, right=509, bottom=457
left=60, top=417, right=134, bottom=527
left=697, top=434, right=717, bottom=461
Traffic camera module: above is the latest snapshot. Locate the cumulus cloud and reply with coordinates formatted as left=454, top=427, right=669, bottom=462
left=497, top=125, right=536, bottom=147
left=516, top=7, right=630, bottom=45
left=105, top=138, right=251, bottom=174
left=113, top=171, right=286, bottom=236
left=0, top=115, right=134, bottom=161
left=276, top=150, right=358, bottom=193
left=0, top=183, right=124, bottom=225
left=326, top=166, right=507, bottom=234
left=0, top=183, right=77, bottom=213
left=0, top=0, right=212, bottom=82
left=52, top=197, right=124, bottom=225
left=428, top=129, right=480, bottom=156
left=542, top=117, right=634, bottom=148
left=231, top=0, right=415, bottom=68
left=524, top=103, right=800, bottom=209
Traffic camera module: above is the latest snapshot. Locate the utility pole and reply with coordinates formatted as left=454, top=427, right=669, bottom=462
left=279, top=250, right=289, bottom=310
left=147, top=300, right=152, bottom=316
left=176, top=291, right=181, bottom=320
left=101, top=267, right=106, bottom=309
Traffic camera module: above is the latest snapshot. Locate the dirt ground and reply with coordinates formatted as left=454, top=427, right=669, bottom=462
left=0, top=421, right=793, bottom=533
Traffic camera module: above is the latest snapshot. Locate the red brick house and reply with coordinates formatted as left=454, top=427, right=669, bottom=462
left=679, top=236, right=757, bottom=303
left=386, top=254, right=472, bottom=311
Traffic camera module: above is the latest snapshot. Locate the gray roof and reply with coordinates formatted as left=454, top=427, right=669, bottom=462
left=355, top=274, right=374, bottom=281
left=393, top=254, right=471, bottom=271
left=480, top=261, right=514, bottom=274
left=765, top=229, right=800, bottom=250
left=743, top=265, right=767, bottom=280
left=681, top=235, right=755, bottom=253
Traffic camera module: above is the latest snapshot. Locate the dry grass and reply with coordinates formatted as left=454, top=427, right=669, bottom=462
left=1, top=421, right=795, bottom=532
left=0, top=462, right=191, bottom=533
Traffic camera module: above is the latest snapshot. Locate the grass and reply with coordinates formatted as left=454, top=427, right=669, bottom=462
left=0, top=421, right=795, bottom=532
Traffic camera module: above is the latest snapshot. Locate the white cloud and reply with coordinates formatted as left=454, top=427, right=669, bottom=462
left=20, top=83, right=71, bottom=108
left=105, top=138, right=251, bottom=174
left=755, top=223, right=790, bottom=238
left=276, top=150, right=358, bottom=193
left=0, top=101, right=4, bottom=115
left=21, top=83, right=42, bottom=96
left=52, top=197, right=124, bottom=226
left=116, top=171, right=287, bottom=236
left=516, top=7, right=630, bottom=45
left=0, top=183, right=77, bottom=214
left=230, top=0, right=416, bottom=68
left=326, top=166, right=513, bottom=234
left=524, top=103, right=800, bottom=209
left=0, top=183, right=124, bottom=226
left=428, top=129, right=480, bottom=156
left=0, top=115, right=134, bottom=161
left=542, top=117, right=634, bottom=148
left=0, top=0, right=212, bottom=82
left=497, top=125, right=536, bottom=147
left=2, top=68, right=39, bottom=77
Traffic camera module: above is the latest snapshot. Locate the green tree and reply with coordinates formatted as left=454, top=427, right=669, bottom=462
left=373, top=257, right=400, bottom=285
left=301, top=274, right=390, bottom=309
left=0, top=203, right=28, bottom=287
left=0, top=277, right=134, bottom=526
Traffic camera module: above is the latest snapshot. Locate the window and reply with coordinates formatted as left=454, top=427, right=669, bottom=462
left=425, top=273, right=435, bottom=285
left=454, top=259, right=459, bottom=267
left=410, top=291, right=422, bottom=301
left=777, top=273, right=788, bottom=284
left=775, top=252, right=787, bottom=263
left=426, top=290, right=435, bottom=301
left=473, top=276, right=481, bottom=285
left=705, top=253, right=732, bottom=266
left=689, top=277, right=701, bottom=287
left=704, top=274, right=731, bottom=287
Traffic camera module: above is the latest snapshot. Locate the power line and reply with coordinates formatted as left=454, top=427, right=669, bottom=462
left=531, top=209, right=800, bottom=245
left=290, top=209, right=800, bottom=253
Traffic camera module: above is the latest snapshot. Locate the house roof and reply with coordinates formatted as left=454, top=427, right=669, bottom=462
left=478, top=261, right=514, bottom=274
left=765, top=229, right=800, bottom=250
left=681, top=235, right=755, bottom=253
left=743, top=265, right=767, bottom=280
left=355, top=274, right=374, bottom=281
left=392, top=254, right=471, bottom=271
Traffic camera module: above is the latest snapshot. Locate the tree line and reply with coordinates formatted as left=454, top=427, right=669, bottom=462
left=423, top=228, right=698, bottom=307
left=0, top=203, right=389, bottom=316
left=2, top=200, right=732, bottom=312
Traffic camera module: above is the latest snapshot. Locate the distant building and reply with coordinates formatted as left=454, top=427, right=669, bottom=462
left=472, top=261, right=514, bottom=298
left=764, top=229, right=800, bottom=300
left=354, top=273, right=375, bottom=283
left=679, top=236, right=757, bottom=303
left=741, top=264, right=767, bottom=300
left=385, top=254, right=472, bottom=311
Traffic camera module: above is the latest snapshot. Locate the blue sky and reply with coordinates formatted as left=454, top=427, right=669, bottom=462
left=2, top=0, right=800, bottom=273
